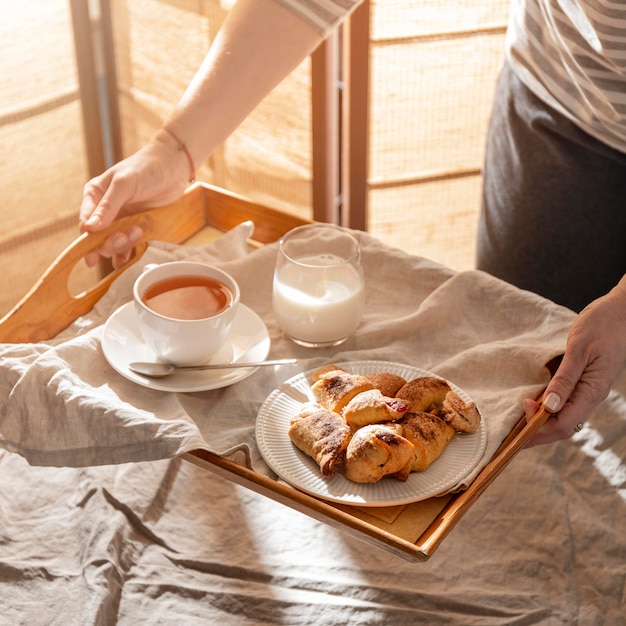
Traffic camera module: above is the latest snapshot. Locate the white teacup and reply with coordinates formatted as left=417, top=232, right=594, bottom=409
left=133, top=261, right=240, bottom=366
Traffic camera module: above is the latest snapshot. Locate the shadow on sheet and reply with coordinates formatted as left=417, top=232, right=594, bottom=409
left=0, top=381, right=624, bottom=626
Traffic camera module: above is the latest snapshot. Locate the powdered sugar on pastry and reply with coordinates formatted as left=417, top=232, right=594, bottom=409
left=311, top=370, right=374, bottom=413
left=342, top=389, right=410, bottom=428
left=365, top=371, right=407, bottom=397
left=289, top=365, right=482, bottom=484
left=288, top=403, right=352, bottom=477
left=344, top=423, right=414, bottom=483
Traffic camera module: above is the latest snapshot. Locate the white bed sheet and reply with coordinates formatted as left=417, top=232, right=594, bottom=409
left=0, top=383, right=624, bottom=625
left=0, top=226, right=624, bottom=624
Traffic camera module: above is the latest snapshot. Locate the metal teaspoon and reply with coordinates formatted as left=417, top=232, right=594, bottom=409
left=128, top=358, right=298, bottom=378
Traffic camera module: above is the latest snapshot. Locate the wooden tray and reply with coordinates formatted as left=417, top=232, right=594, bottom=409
left=0, top=182, right=551, bottom=561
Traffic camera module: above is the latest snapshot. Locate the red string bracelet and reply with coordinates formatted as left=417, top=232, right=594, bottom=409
left=162, top=127, right=196, bottom=183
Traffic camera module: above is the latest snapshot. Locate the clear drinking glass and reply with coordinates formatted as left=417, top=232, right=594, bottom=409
left=272, top=224, right=365, bottom=347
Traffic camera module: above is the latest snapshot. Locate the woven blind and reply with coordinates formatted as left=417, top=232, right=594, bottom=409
left=110, top=0, right=313, bottom=217
left=0, top=0, right=93, bottom=317
left=0, top=0, right=509, bottom=318
left=367, top=0, right=508, bottom=270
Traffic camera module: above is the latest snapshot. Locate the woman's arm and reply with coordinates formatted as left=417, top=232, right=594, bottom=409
left=79, top=0, right=336, bottom=266
left=162, top=0, right=330, bottom=182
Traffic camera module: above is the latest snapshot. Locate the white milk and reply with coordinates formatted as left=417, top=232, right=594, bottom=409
left=273, top=254, right=364, bottom=345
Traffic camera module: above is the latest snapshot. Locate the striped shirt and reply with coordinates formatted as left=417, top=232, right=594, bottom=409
left=277, top=0, right=626, bottom=153
left=507, top=0, right=626, bottom=153
left=272, top=0, right=361, bottom=35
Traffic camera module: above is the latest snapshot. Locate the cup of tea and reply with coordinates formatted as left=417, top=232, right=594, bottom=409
left=272, top=223, right=365, bottom=347
left=133, top=261, right=240, bottom=366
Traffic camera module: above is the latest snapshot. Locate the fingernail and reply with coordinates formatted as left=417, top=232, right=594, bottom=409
left=85, top=215, right=101, bottom=227
left=543, top=392, right=561, bottom=412
left=127, top=226, right=143, bottom=243
left=111, top=234, right=127, bottom=250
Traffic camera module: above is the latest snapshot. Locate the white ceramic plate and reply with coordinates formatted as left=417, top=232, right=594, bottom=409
left=256, top=361, right=487, bottom=506
left=102, top=302, right=270, bottom=392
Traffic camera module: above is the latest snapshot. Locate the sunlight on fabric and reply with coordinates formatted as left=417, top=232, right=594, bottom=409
left=574, top=413, right=626, bottom=503
left=238, top=483, right=367, bottom=575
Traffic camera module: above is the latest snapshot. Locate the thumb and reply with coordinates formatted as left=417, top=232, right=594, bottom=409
left=82, top=185, right=126, bottom=231
left=80, top=170, right=135, bottom=232
left=542, top=351, right=585, bottom=413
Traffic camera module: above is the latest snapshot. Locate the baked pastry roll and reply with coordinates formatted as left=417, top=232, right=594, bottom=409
left=400, top=412, right=455, bottom=472
left=311, top=370, right=374, bottom=413
left=342, top=389, right=410, bottom=428
left=344, top=424, right=414, bottom=483
left=288, top=404, right=352, bottom=477
left=365, top=372, right=407, bottom=397
left=309, top=363, right=346, bottom=384
left=395, top=376, right=451, bottom=413
left=441, top=392, right=481, bottom=433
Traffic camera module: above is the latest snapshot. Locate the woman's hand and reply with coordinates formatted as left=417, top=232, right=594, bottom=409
left=526, top=277, right=626, bottom=446
left=77, top=0, right=324, bottom=269
left=79, top=131, right=191, bottom=268
left=78, top=0, right=324, bottom=268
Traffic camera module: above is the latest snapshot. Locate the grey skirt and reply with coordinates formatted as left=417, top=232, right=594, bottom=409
left=477, top=61, right=626, bottom=312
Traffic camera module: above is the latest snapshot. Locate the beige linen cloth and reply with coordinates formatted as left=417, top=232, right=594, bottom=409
left=0, top=221, right=576, bottom=491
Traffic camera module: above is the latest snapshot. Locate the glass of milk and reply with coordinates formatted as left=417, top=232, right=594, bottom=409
left=272, top=224, right=365, bottom=347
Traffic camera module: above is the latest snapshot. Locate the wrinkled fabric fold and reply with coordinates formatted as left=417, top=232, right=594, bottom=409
left=0, top=221, right=575, bottom=491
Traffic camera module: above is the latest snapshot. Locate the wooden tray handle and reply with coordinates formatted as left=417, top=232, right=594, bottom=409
left=416, top=399, right=551, bottom=556
left=0, top=191, right=208, bottom=343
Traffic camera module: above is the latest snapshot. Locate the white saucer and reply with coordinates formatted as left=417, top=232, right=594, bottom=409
left=102, top=302, right=270, bottom=392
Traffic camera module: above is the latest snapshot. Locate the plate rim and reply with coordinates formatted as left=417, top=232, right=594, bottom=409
left=101, top=301, right=270, bottom=392
left=256, top=360, right=487, bottom=506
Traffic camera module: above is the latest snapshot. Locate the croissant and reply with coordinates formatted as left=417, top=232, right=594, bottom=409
left=344, top=424, right=414, bottom=483
left=309, top=363, right=347, bottom=384
left=441, top=391, right=481, bottom=433
left=291, top=368, right=479, bottom=485
left=288, top=404, right=352, bottom=477
left=395, top=376, right=451, bottom=413
left=342, top=389, right=410, bottom=428
left=365, top=372, right=407, bottom=397
left=399, top=411, right=455, bottom=472
left=311, top=370, right=374, bottom=413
